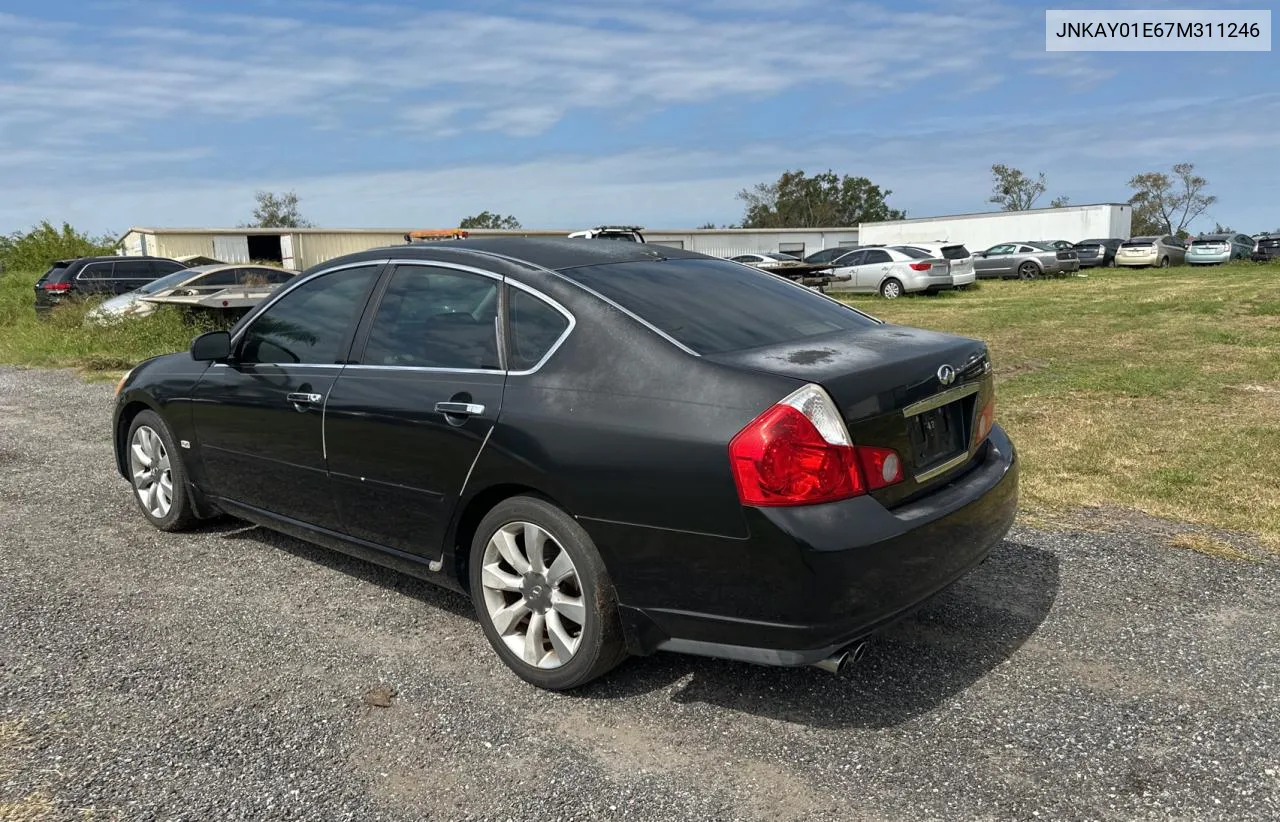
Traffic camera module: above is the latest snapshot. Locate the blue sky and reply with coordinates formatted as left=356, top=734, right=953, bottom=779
left=1, top=0, right=1276, bottom=236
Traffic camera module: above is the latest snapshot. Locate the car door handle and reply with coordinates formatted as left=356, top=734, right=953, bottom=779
left=287, top=392, right=323, bottom=404
left=435, top=401, right=485, bottom=416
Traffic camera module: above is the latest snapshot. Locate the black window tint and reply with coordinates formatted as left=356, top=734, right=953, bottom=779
left=894, top=246, right=931, bottom=259
left=265, top=269, right=295, bottom=284
left=835, top=250, right=865, bottom=266
left=152, top=261, right=185, bottom=275
left=941, top=245, right=969, bottom=259
left=112, top=260, right=154, bottom=279
left=361, top=266, right=500, bottom=369
left=863, top=250, right=892, bottom=264
left=509, top=288, right=569, bottom=370
left=239, top=265, right=378, bottom=365
left=558, top=258, right=878, bottom=356
left=77, top=262, right=112, bottom=279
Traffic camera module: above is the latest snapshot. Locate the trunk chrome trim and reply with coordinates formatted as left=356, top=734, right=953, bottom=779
left=913, top=450, right=973, bottom=484
left=901, top=382, right=981, bottom=418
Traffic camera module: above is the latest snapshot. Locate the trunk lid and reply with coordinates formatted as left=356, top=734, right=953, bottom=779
left=708, top=324, right=996, bottom=507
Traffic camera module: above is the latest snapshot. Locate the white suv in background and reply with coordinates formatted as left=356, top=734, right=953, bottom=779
left=889, top=243, right=976, bottom=288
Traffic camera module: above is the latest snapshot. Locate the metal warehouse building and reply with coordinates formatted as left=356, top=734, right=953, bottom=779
left=116, top=226, right=862, bottom=269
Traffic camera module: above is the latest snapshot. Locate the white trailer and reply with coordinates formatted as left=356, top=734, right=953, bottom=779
left=858, top=203, right=1131, bottom=251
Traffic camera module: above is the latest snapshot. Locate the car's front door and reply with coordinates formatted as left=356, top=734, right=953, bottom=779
left=322, top=262, right=508, bottom=557
left=190, top=262, right=383, bottom=528
left=855, top=249, right=894, bottom=290
left=975, top=244, right=1015, bottom=277
left=828, top=250, right=865, bottom=287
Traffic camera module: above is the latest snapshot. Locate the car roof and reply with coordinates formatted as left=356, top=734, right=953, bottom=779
left=321, top=237, right=707, bottom=274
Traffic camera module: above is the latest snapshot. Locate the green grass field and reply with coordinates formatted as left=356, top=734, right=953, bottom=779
left=3, top=260, right=1278, bottom=548
left=838, top=261, right=1280, bottom=550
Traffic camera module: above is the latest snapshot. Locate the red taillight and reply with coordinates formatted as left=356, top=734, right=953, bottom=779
left=909, top=262, right=932, bottom=271
left=42, top=282, right=72, bottom=292
left=729, top=384, right=902, bottom=507
left=973, top=397, right=996, bottom=447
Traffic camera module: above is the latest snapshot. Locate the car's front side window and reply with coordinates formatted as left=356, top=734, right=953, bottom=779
left=237, top=264, right=380, bottom=365
left=360, top=266, right=501, bottom=370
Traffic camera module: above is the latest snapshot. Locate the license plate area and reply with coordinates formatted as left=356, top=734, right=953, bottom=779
left=908, top=401, right=966, bottom=471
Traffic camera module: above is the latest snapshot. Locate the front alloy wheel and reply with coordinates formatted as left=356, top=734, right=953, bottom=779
left=129, top=425, right=172, bottom=518
left=125, top=409, right=198, bottom=531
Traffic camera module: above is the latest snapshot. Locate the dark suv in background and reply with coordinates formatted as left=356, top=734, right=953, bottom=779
left=1072, top=238, right=1122, bottom=268
left=34, top=256, right=188, bottom=316
left=1252, top=234, right=1280, bottom=263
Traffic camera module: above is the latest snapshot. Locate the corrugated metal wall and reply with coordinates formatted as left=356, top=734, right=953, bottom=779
left=293, top=233, right=406, bottom=269
left=151, top=234, right=218, bottom=259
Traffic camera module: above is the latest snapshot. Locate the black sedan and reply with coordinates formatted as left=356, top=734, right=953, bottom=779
left=111, top=239, right=1018, bottom=691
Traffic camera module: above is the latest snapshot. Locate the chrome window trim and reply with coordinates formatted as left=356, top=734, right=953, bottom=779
left=228, top=256, right=576, bottom=377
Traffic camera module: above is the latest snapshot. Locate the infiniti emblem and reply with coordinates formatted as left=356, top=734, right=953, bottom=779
left=936, top=364, right=957, bottom=386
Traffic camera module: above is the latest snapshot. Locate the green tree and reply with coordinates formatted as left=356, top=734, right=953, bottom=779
left=459, top=211, right=522, bottom=229
left=736, top=169, right=904, bottom=228
left=246, top=190, right=313, bottom=228
left=0, top=220, right=117, bottom=272
left=1126, top=163, right=1216, bottom=236
left=988, top=163, right=1069, bottom=211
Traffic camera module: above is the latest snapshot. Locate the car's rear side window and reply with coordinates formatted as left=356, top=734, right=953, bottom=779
left=557, top=258, right=878, bottom=355
left=508, top=288, right=569, bottom=370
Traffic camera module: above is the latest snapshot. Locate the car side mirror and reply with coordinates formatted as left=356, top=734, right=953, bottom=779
left=190, top=330, right=231, bottom=362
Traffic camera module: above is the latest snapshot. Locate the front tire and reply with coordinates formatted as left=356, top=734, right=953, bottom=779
left=469, top=496, right=627, bottom=690
left=126, top=410, right=199, bottom=532
left=879, top=278, right=903, bottom=298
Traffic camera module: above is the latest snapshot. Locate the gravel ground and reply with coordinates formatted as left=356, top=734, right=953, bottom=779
left=1, top=365, right=1277, bottom=822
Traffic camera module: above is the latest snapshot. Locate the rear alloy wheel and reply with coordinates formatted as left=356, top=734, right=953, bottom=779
left=127, top=410, right=198, bottom=532
left=1159, top=256, right=1170, bottom=268
left=470, top=496, right=627, bottom=690
left=1018, top=262, right=1039, bottom=279
left=880, top=278, right=903, bottom=299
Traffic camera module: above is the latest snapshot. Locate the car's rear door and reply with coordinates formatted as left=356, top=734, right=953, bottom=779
left=322, top=261, right=507, bottom=558
left=190, top=262, right=384, bottom=529
left=108, top=259, right=158, bottom=294
left=855, top=249, right=894, bottom=290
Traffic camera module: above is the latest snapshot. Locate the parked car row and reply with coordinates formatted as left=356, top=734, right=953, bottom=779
left=733, top=243, right=976, bottom=299
left=33, top=255, right=299, bottom=319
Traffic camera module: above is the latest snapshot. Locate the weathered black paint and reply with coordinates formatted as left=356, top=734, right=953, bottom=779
left=113, top=239, right=1018, bottom=667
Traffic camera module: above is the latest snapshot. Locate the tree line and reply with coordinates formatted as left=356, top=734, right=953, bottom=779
left=0, top=164, right=1263, bottom=274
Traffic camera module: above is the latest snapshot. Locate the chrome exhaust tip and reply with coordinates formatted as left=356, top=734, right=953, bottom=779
left=812, top=641, right=868, bottom=675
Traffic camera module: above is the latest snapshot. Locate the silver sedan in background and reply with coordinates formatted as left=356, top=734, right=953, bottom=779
left=973, top=242, right=1080, bottom=279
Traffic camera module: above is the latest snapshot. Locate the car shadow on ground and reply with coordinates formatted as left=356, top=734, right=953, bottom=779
left=221, top=523, right=1058, bottom=730
left=571, top=540, right=1061, bottom=729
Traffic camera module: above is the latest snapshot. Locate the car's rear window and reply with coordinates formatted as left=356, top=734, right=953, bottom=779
left=940, top=245, right=969, bottom=259
left=558, top=258, right=880, bottom=355
left=39, top=262, right=73, bottom=283
left=1122, top=239, right=1156, bottom=246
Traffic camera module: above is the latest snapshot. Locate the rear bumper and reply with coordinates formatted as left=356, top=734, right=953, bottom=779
left=615, top=425, right=1019, bottom=666
left=1187, top=251, right=1230, bottom=264
left=903, top=272, right=955, bottom=293
left=950, top=269, right=977, bottom=286
left=1116, top=253, right=1158, bottom=266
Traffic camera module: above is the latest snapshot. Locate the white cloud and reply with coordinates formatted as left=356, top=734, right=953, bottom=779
left=0, top=1, right=1039, bottom=148
left=4, top=93, right=1276, bottom=234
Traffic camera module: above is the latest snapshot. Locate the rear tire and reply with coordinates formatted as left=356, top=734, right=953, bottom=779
left=1159, top=256, right=1170, bottom=268
left=126, top=410, right=199, bottom=532
left=879, top=278, right=903, bottom=299
left=469, top=496, right=628, bottom=691
left=1017, top=262, right=1039, bottom=279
